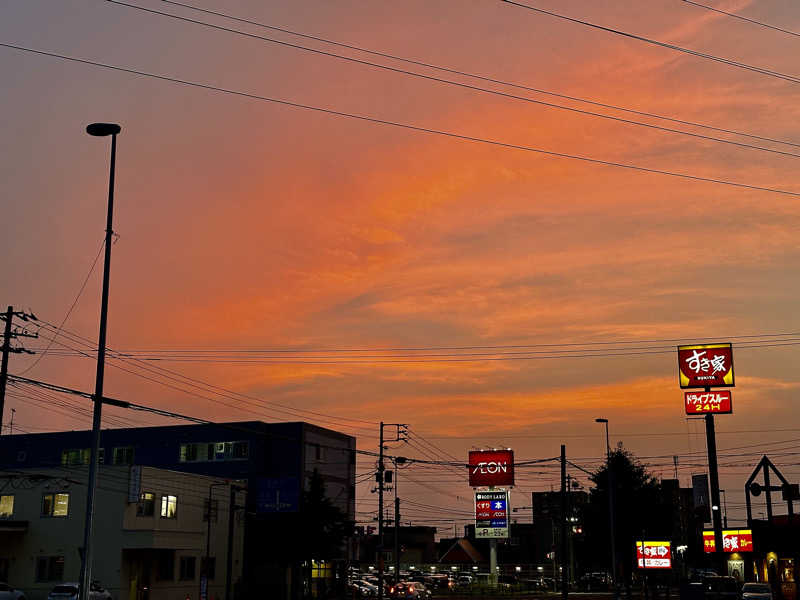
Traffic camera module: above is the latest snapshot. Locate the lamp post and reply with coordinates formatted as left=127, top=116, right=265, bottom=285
left=595, top=418, right=617, bottom=597
left=79, top=122, right=121, bottom=600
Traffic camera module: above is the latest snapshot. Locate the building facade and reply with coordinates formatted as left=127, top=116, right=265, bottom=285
left=0, top=421, right=357, bottom=600
left=0, top=466, right=244, bottom=600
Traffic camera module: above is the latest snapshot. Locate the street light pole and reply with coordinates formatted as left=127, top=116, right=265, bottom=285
left=79, top=122, right=121, bottom=600
left=596, top=418, right=617, bottom=597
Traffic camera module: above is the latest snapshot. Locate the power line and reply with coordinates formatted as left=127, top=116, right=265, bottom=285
left=501, top=0, right=800, bottom=85
left=158, top=0, right=800, bottom=150
left=681, top=1, right=800, bottom=38
left=18, top=238, right=104, bottom=376
left=32, top=320, right=378, bottom=429
left=101, top=0, right=800, bottom=161
left=21, top=329, right=800, bottom=354
left=2, top=42, right=800, bottom=199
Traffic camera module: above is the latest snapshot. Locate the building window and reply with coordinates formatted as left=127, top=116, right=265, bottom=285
left=161, top=495, right=177, bottom=519
left=137, top=492, right=155, bottom=517
left=203, top=499, right=218, bottom=523
left=179, top=441, right=248, bottom=463
left=113, top=446, right=135, bottom=465
left=35, top=556, right=65, bottom=582
left=0, top=495, right=13, bottom=518
left=179, top=556, right=196, bottom=581
left=201, top=557, right=216, bottom=580
left=156, top=551, right=174, bottom=581
left=61, top=448, right=104, bottom=466
left=41, top=493, right=69, bottom=517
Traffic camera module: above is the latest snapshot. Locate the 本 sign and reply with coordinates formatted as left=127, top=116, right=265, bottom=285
left=685, top=391, right=733, bottom=415
left=468, top=449, right=515, bottom=487
left=678, top=343, right=734, bottom=389
left=636, top=541, right=672, bottom=569
left=475, top=490, right=509, bottom=538
left=702, top=530, right=753, bottom=553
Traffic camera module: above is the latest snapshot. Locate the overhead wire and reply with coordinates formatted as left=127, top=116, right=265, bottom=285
left=100, top=0, right=800, bottom=161
left=17, top=237, right=104, bottom=376
left=157, top=0, right=800, bottom=150
left=681, top=1, right=800, bottom=38
left=500, top=0, right=800, bottom=85
left=2, top=42, right=800, bottom=199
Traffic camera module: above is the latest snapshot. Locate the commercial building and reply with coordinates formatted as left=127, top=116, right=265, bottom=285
left=0, top=421, right=357, bottom=600
left=0, top=466, right=244, bottom=600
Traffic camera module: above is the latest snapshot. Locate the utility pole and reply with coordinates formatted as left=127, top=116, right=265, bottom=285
left=202, top=482, right=227, bottom=600
left=0, top=306, right=38, bottom=435
left=225, top=483, right=245, bottom=600
left=393, top=455, right=406, bottom=581
left=376, top=423, right=407, bottom=598
left=378, top=422, right=385, bottom=600
left=567, top=475, right=575, bottom=588
left=561, top=445, right=568, bottom=600
left=394, top=497, right=400, bottom=579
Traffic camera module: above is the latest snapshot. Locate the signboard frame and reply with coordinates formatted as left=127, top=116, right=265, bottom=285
left=636, top=540, right=672, bottom=569
left=475, top=490, right=510, bottom=539
left=468, top=449, right=515, bottom=488
left=685, top=390, right=733, bottom=415
left=702, top=529, right=753, bottom=553
left=677, top=343, right=735, bottom=389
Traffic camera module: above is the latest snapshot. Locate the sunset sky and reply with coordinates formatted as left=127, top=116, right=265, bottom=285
left=3, top=0, right=800, bottom=530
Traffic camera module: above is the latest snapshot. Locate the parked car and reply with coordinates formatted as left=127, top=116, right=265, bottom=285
left=702, top=576, right=739, bottom=600
left=0, top=583, right=25, bottom=600
left=742, top=583, right=774, bottom=600
left=47, top=582, right=111, bottom=600
left=413, top=582, right=432, bottom=599
left=388, top=582, right=419, bottom=599
left=355, top=580, right=378, bottom=597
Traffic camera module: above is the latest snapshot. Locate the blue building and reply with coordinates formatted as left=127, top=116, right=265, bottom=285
left=0, top=421, right=357, bottom=600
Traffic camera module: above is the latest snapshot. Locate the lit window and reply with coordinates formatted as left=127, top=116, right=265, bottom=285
left=161, top=495, right=177, bottom=519
left=61, top=449, right=103, bottom=465
left=41, top=493, right=69, bottom=517
left=0, top=495, right=13, bottom=518
left=137, top=492, right=155, bottom=517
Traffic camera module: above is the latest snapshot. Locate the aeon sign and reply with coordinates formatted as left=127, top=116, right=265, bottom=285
left=468, top=449, right=515, bottom=487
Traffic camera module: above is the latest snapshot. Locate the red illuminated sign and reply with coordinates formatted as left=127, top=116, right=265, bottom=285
left=685, top=390, right=733, bottom=415
left=678, top=344, right=734, bottom=389
left=703, top=530, right=753, bottom=553
left=468, top=450, right=514, bottom=487
left=636, top=541, right=672, bottom=569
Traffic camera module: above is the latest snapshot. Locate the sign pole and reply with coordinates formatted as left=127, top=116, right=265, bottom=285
left=561, top=445, right=568, bottom=600
left=705, top=407, right=724, bottom=573
left=489, top=538, right=498, bottom=586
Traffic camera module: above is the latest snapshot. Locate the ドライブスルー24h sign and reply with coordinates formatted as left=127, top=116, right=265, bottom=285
left=677, top=343, right=734, bottom=389
left=468, top=449, right=514, bottom=487
left=685, top=390, right=733, bottom=415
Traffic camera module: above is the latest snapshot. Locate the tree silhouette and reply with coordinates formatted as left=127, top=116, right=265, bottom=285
left=581, top=444, right=672, bottom=586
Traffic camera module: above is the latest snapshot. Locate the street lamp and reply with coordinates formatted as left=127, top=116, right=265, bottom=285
left=595, top=418, right=617, bottom=597
left=79, top=122, right=121, bottom=600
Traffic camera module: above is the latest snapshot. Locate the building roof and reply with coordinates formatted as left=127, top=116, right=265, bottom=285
left=439, top=538, right=484, bottom=564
